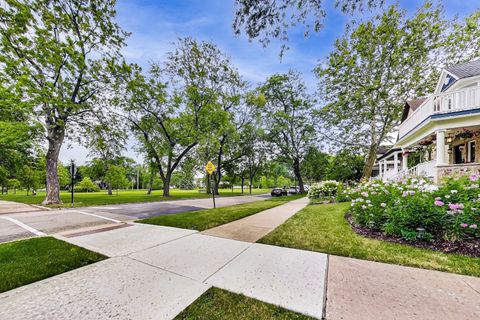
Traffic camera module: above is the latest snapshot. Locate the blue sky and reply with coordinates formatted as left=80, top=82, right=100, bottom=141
left=60, top=0, right=479, bottom=164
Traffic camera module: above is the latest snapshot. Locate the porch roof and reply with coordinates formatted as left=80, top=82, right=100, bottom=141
left=377, top=147, right=401, bottom=161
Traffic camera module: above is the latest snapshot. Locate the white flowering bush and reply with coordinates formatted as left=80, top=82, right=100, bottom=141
left=348, top=176, right=480, bottom=242
left=308, top=180, right=346, bottom=202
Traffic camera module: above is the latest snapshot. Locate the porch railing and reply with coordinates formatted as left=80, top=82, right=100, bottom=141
left=399, top=85, right=480, bottom=139
left=384, top=160, right=436, bottom=182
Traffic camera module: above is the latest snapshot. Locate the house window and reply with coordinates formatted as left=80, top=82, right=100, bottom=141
left=468, top=141, right=476, bottom=163
left=454, top=145, right=464, bottom=164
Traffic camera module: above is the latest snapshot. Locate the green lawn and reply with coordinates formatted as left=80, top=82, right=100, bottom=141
left=0, top=188, right=270, bottom=208
left=175, top=287, right=312, bottom=320
left=260, top=202, right=480, bottom=277
left=0, top=237, right=106, bottom=293
left=139, top=195, right=303, bottom=231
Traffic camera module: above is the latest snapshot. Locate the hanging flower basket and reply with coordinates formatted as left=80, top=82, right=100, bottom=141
left=455, top=130, right=473, bottom=140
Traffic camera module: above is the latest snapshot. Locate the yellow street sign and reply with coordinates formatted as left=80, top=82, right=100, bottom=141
left=205, top=161, right=216, bottom=175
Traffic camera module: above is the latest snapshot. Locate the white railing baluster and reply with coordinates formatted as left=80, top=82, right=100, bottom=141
left=399, top=86, right=480, bottom=139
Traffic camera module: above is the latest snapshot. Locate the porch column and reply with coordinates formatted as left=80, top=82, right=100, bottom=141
left=393, top=152, right=398, bottom=172
left=436, top=130, right=446, bottom=166
left=379, top=161, right=383, bottom=177
left=402, top=151, right=408, bottom=171
left=383, top=160, right=388, bottom=175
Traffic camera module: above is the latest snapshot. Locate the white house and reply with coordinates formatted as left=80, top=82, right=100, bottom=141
left=375, top=59, right=480, bottom=182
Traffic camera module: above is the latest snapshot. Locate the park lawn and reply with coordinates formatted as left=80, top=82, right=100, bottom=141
left=259, top=202, right=480, bottom=278
left=138, top=195, right=303, bottom=231
left=0, top=237, right=106, bottom=293
left=0, top=188, right=270, bottom=208
left=175, top=287, right=312, bottom=320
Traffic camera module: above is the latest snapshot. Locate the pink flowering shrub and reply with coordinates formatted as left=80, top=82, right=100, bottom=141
left=348, top=176, right=480, bottom=242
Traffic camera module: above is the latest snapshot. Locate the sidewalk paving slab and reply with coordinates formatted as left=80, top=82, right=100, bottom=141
left=63, top=223, right=196, bottom=257
left=201, top=197, right=309, bottom=242
left=326, top=255, right=480, bottom=320
left=7, top=210, right=122, bottom=235
left=0, top=257, right=210, bottom=320
left=130, top=233, right=251, bottom=281
left=206, top=243, right=327, bottom=319
left=0, top=200, right=42, bottom=214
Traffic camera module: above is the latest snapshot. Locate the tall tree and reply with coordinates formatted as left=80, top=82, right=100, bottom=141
left=241, top=124, right=267, bottom=194
left=316, top=3, right=444, bottom=179
left=260, top=71, right=316, bottom=193
left=121, top=38, right=237, bottom=196
left=208, top=89, right=260, bottom=195
left=301, top=146, right=330, bottom=183
left=444, top=10, right=480, bottom=64
left=233, top=0, right=383, bottom=55
left=0, top=0, right=128, bottom=204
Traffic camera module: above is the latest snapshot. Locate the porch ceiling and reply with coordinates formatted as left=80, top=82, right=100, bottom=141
left=395, top=114, right=480, bottom=149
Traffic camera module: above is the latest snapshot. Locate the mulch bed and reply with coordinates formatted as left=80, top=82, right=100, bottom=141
left=346, top=213, right=480, bottom=257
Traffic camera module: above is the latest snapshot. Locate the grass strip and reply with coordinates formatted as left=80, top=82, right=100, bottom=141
left=175, top=287, right=313, bottom=320
left=0, top=189, right=270, bottom=208
left=260, top=202, right=480, bottom=277
left=0, top=237, right=106, bottom=293
left=138, top=195, right=303, bottom=231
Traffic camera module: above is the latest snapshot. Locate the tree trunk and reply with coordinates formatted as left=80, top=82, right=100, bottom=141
left=249, top=178, right=253, bottom=194
left=213, top=172, right=220, bottom=195
left=43, top=126, right=65, bottom=205
left=241, top=176, right=244, bottom=194
left=147, top=171, right=153, bottom=195
left=293, top=158, right=305, bottom=193
left=162, top=172, right=171, bottom=197
left=361, top=143, right=378, bottom=180
left=108, top=182, right=113, bottom=195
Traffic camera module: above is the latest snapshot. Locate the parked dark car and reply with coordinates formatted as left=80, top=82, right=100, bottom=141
left=271, top=188, right=288, bottom=197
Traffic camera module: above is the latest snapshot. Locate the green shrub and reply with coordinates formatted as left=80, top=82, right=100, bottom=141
left=348, top=176, right=480, bottom=242
left=75, top=177, right=100, bottom=192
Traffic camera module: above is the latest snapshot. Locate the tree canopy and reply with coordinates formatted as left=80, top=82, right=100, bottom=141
left=0, top=0, right=128, bottom=204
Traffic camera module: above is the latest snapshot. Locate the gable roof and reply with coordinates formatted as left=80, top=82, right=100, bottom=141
left=445, top=59, right=480, bottom=79
left=376, top=145, right=392, bottom=155
left=400, top=97, right=427, bottom=122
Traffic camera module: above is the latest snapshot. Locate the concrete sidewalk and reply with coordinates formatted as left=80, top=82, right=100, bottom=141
left=1, top=200, right=480, bottom=320
left=0, top=224, right=328, bottom=319
left=0, top=200, right=43, bottom=214
left=201, top=197, right=309, bottom=242
left=326, top=255, right=480, bottom=320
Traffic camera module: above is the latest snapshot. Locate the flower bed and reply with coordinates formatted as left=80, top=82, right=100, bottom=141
left=308, top=180, right=348, bottom=203
left=347, top=176, right=479, bottom=252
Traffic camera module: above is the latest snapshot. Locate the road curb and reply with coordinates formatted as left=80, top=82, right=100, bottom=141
left=29, top=204, right=52, bottom=211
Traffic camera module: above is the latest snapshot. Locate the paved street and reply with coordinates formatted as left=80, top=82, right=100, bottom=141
left=74, top=194, right=269, bottom=219
left=0, top=194, right=269, bottom=243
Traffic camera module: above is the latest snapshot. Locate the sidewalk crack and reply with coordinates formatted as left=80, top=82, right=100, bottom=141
left=322, top=254, right=330, bottom=320
left=202, top=242, right=254, bottom=283
left=461, top=278, right=480, bottom=296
